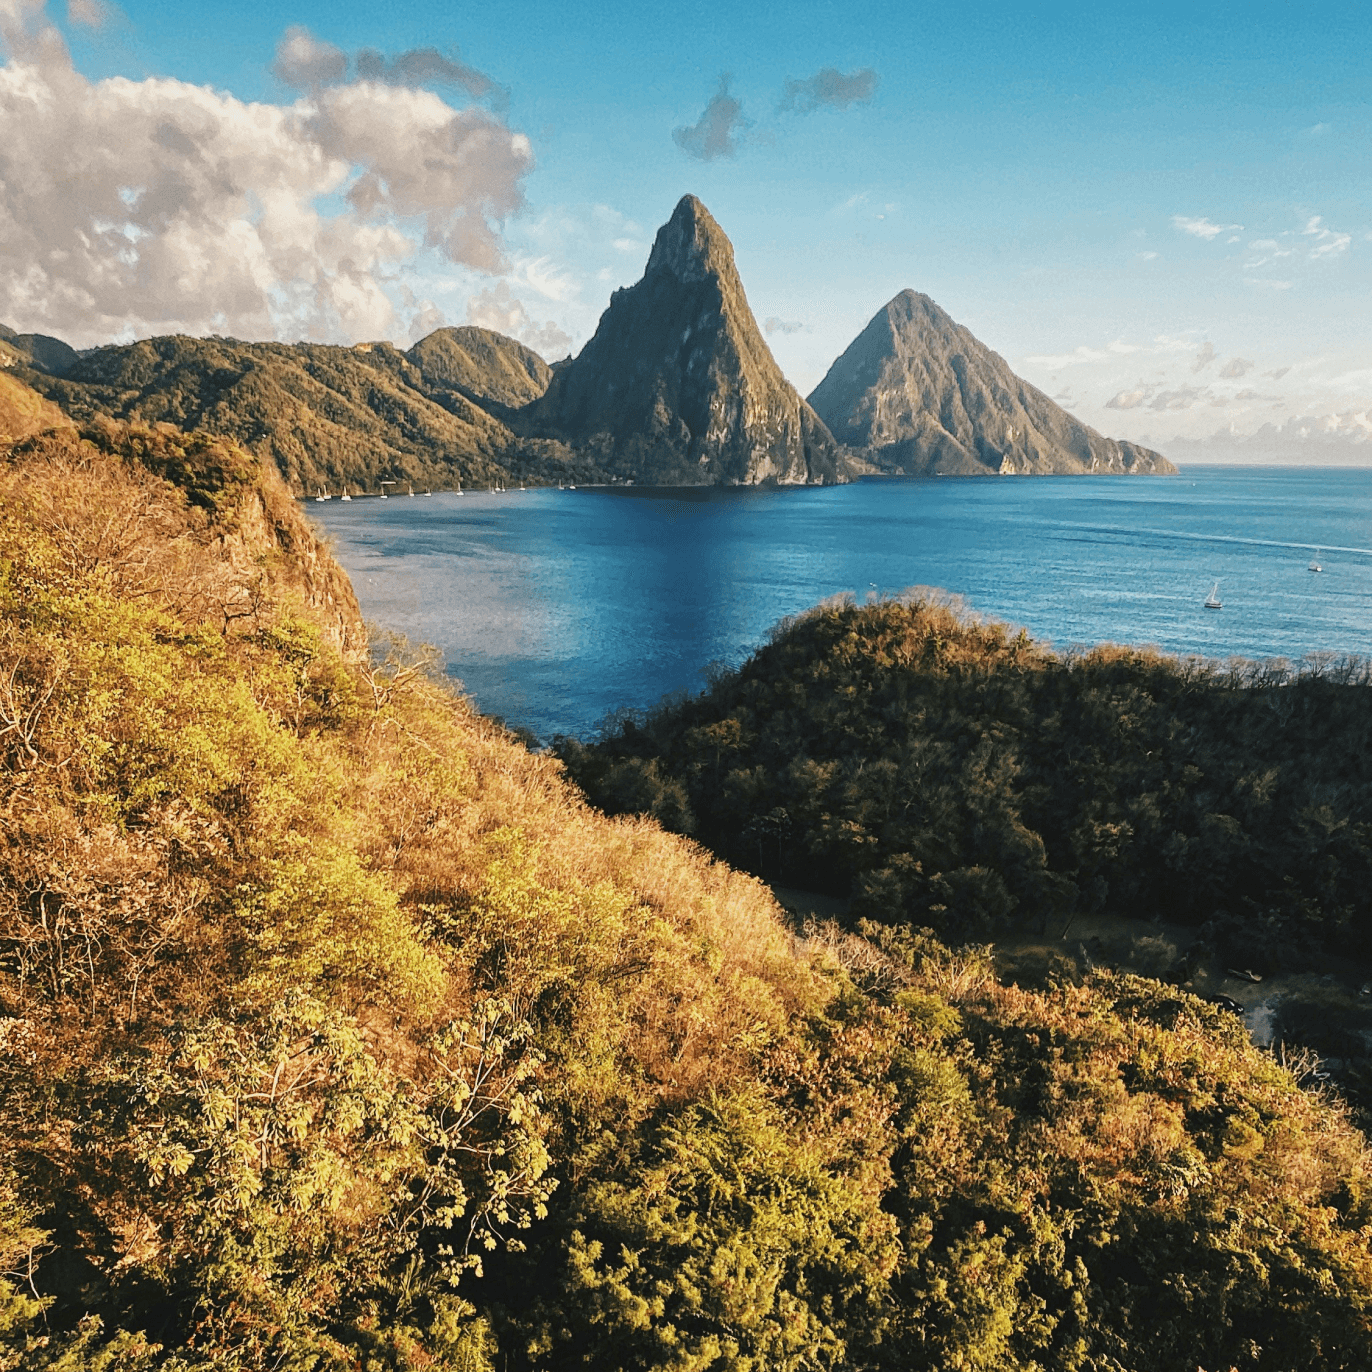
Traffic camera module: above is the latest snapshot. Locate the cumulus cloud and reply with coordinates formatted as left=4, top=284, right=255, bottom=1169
left=0, top=12, right=533, bottom=345
left=1219, top=357, right=1253, bottom=379
left=67, top=0, right=107, bottom=27
left=272, top=25, right=506, bottom=108
left=673, top=75, right=745, bottom=161
left=764, top=316, right=805, bottom=335
left=778, top=66, right=877, bottom=113
left=1106, top=388, right=1148, bottom=411
left=1172, top=215, right=1242, bottom=240
left=1265, top=366, right=1291, bottom=380
left=1192, top=341, right=1217, bottom=373
left=466, top=281, right=571, bottom=359
left=270, top=26, right=347, bottom=86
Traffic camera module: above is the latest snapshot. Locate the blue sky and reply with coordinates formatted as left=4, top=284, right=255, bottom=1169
left=5, top=0, right=1372, bottom=453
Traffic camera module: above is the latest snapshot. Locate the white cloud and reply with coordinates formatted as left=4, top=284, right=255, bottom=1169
left=1244, top=277, right=1293, bottom=290
left=1192, top=341, right=1217, bottom=373
left=466, top=280, right=571, bottom=359
left=1172, top=214, right=1243, bottom=240
left=764, top=316, right=805, bottom=335
left=1138, top=250, right=1158, bottom=261
left=0, top=14, right=533, bottom=345
left=1105, top=387, right=1148, bottom=410
left=1303, top=215, right=1351, bottom=259
left=1219, top=357, right=1253, bottom=379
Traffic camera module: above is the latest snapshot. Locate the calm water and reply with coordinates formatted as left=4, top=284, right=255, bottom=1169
left=305, top=468, right=1372, bottom=741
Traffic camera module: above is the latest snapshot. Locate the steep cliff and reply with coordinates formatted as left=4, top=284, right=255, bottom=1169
left=808, top=290, right=1176, bottom=475
left=528, top=196, right=840, bottom=485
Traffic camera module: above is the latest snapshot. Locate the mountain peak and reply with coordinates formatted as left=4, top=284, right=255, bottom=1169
left=529, top=196, right=839, bottom=485
left=644, top=194, right=737, bottom=284
left=809, top=290, right=1176, bottom=476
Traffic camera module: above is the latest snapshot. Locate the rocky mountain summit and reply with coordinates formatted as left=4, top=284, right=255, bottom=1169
left=527, top=195, right=840, bottom=485
left=808, top=290, right=1175, bottom=476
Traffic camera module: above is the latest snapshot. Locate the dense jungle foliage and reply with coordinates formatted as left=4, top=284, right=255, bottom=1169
left=5, top=410, right=1372, bottom=1370
left=558, top=594, right=1372, bottom=967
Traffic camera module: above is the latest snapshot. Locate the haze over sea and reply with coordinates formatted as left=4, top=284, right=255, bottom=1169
left=308, top=468, right=1372, bottom=742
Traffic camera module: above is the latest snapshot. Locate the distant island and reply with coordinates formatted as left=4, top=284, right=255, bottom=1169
left=1, top=197, right=1174, bottom=493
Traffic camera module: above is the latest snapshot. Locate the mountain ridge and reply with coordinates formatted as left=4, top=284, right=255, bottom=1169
left=3, top=206, right=1177, bottom=491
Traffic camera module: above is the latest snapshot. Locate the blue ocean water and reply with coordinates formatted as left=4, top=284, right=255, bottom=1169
left=305, top=468, right=1372, bottom=741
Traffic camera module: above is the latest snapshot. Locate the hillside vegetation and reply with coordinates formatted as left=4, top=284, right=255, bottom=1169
left=13, top=330, right=599, bottom=497
left=560, top=595, right=1372, bottom=965
left=4, top=404, right=1372, bottom=1369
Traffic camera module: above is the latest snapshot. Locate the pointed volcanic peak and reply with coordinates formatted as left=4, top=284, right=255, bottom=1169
left=530, top=195, right=839, bottom=485
left=808, top=290, right=1176, bottom=476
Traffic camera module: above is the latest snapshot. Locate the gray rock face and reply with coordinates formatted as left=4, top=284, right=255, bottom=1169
left=529, top=196, right=839, bottom=485
left=808, top=290, right=1176, bottom=475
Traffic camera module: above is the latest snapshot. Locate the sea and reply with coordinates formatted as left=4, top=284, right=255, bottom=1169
left=305, top=467, right=1372, bottom=743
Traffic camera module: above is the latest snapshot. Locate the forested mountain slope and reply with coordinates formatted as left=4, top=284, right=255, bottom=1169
left=4, top=383, right=1372, bottom=1370
left=559, top=594, right=1372, bottom=961
left=13, top=331, right=593, bottom=496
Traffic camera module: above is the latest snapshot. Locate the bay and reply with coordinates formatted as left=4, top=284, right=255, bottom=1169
left=305, top=467, right=1372, bottom=742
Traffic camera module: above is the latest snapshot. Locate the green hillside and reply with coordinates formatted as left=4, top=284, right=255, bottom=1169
left=560, top=595, right=1372, bottom=962
left=3, top=399, right=1372, bottom=1369
left=15, top=331, right=599, bottom=496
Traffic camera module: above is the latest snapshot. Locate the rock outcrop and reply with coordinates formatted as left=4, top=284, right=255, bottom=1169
left=808, top=290, right=1176, bottom=475
left=528, top=195, right=840, bottom=485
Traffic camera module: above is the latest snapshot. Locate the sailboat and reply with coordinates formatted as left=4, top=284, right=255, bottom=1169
left=408, top=484, right=415, bottom=497
left=314, top=487, right=328, bottom=502
left=1310, top=549, right=1323, bottom=572
left=340, top=486, right=351, bottom=502
left=1204, top=582, right=1223, bottom=610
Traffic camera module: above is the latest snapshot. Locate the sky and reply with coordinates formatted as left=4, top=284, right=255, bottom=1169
left=3, top=0, right=1372, bottom=457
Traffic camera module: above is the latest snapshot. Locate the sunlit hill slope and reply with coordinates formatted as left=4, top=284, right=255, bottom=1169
left=1, top=380, right=1370, bottom=1370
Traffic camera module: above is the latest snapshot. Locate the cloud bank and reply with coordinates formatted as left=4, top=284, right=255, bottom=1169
left=0, top=14, right=532, bottom=345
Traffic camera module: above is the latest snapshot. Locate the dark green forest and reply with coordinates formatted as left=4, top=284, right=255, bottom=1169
left=5, top=375, right=1372, bottom=1369
left=558, top=594, right=1372, bottom=968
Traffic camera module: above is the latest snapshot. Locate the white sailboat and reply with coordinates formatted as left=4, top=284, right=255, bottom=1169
left=1204, top=581, right=1222, bottom=610
left=340, top=487, right=351, bottom=502
left=314, top=487, right=328, bottom=502
left=1310, top=548, right=1323, bottom=572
